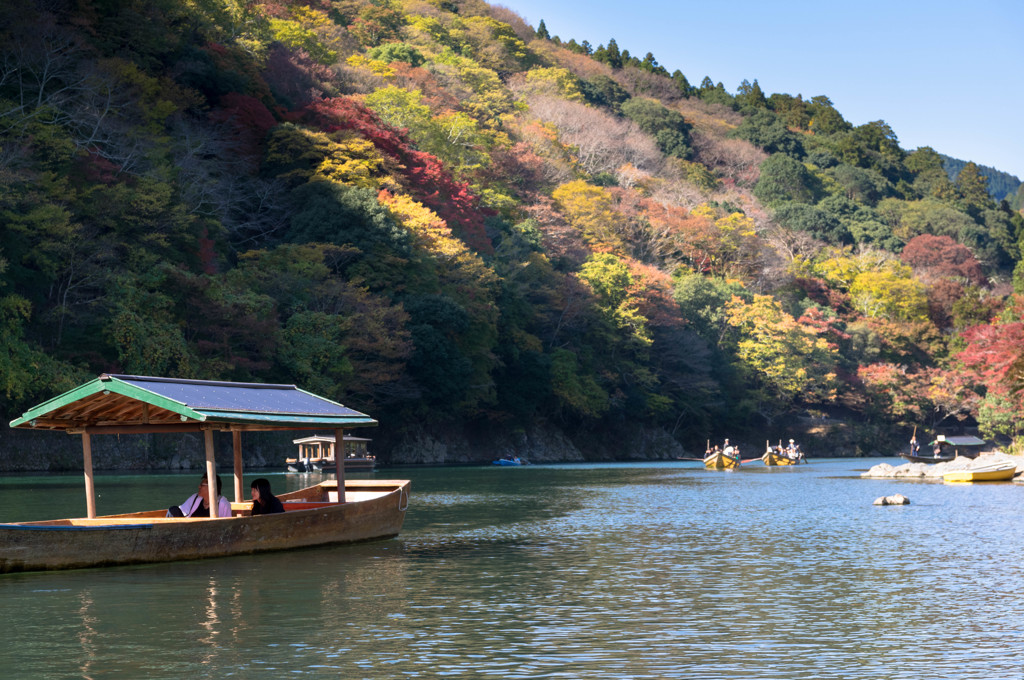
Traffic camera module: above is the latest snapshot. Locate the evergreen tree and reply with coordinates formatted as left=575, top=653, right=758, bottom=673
left=602, top=38, right=623, bottom=69
left=671, top=70, right=694, bottom=97
left=535, top=19, right=549, bottom=40
left=735, top=79, right=767, bottom=109
left=955, top=162, right=993, bottom=214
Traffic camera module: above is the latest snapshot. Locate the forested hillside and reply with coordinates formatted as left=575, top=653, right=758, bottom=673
left=941, top=155, right=1021, bottom=203
left=2, top=0, right=1023, bottom=461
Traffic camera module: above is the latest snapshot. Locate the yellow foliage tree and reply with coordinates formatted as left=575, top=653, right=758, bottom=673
left=551, top=180, right=624, bottom=251
left=524, top=67, right=584, bottom=102
left=725, top=294, right=838, bottom=410
left=849, top=267, right=929, bottom=322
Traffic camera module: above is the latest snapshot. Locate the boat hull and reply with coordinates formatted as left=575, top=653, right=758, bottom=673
left=0, top=480, right=409, bottom=573
left=285, top=457, right=377, bottom=472
left=762, top=452, right=798, bottom=466
left=942, top=467, right=1016, bottom=483
left=899, top=453, right=956, bottom=463
left=704, top=452, right=739, bottom=469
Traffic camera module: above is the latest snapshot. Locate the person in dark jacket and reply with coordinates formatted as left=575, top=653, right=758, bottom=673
left=250, top=478, right=285, bottom=515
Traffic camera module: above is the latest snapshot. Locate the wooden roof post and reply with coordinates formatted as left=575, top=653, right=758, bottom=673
left=204, top=429, right=218, bottom=518
left=82, top=432, right=97, bottom=519
left=334, top=429, right=346, bottom=504
left=232, top=430, right=243, bottom=503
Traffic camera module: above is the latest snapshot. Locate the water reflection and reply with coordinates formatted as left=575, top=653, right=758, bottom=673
left=3, top=461, right=1024, bottom=677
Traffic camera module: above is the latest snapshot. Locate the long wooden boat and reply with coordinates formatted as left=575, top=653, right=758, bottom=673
left=0, top=479, right=409, bottom=573
left=942, top=464, right=1017, bottom=483
left=704, top=451, right=740, bottom=469
left=4, top=373, right=411, bottom=573
left=762, top=450, right=799, bottom=466
left=902, top=435, right=985, bottom=463
left=899, top=452, right=956, bottom=463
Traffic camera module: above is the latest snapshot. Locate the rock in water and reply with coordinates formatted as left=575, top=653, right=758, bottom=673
left=873, top=494, right=910, bottom=506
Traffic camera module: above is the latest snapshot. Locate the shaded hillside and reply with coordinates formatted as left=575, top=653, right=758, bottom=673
left=1, top=0, right=1022, bottom=461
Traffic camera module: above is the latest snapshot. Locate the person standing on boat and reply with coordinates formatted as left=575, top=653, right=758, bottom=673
left=787, top=439, right=803, bottom=462
left=250, top=478, right=285, bottom=515
left=910, top=436, right=920, bottom=456
left=167, top=474, right=232, bottom=518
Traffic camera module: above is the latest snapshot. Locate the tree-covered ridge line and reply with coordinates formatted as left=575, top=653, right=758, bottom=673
left=940, top=155, right=1022, bottom=204
left=1, top=0, right=1022, bottom=459
left=536, top=17, right=1024, bottom=206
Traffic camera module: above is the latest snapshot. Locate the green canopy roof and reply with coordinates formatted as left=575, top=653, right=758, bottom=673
left=9, top=374, right=377, bottom=434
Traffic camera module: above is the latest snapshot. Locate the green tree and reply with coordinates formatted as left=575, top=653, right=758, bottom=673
left=753, top=154, right=822, bottom=205
left=366, top=42, right=425, bottom=67
left=735, top=79, right=767, bottom=109
left=578, top=254, right=651, bottom=348
left=580, top=75, right=631, bottom=114
left=955, top=162, right=993, bottom=214
left=732, top=109, right=803, bottom=157
left=724, top=294, right=838, bottom=419
left=620, top=97, right=692, bottom=159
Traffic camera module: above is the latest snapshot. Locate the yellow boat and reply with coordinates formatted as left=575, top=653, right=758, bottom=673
left=762, top=450, right=798, bottom=466
left=942, top=465, right=1017, bottom=483
left=3, top=374, right=411, bottom=573
left=704, top=451, right=740, bottom=469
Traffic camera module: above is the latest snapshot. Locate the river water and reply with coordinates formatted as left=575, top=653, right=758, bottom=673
left=1, top=458, right=1022, bottom=679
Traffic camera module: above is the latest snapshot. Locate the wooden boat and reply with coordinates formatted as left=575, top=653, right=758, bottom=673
left=0, top=479, right=409, bottom=573
left=762, top=450, right=799, bottom=466
left=902, top=435, right=985, bottom=463
left=3, top=374, right=411, bottom=573
left=704, top=451, right=740, bottom=469
left=288, top=435, right=376, bottom=472
left=899, top=452, right=956, bottom=463
left=942, top=464, right=1017, bottom=483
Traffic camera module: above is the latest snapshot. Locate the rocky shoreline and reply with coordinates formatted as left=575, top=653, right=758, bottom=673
left=861, top=452, right=1024, bottom=480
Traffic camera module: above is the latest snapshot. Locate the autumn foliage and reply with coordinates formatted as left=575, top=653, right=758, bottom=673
left=0, top=0, right=1022, bottom=458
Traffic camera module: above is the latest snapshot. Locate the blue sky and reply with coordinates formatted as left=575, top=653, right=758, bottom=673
left=500, top=0, right=1024, bottom=180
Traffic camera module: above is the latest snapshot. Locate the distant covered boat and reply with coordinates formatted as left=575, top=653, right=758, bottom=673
left=493, top=456, right=523, bottom=466
left=3, top=374, right=410, bottom=573
left=288, top=434, right=376, bottom=472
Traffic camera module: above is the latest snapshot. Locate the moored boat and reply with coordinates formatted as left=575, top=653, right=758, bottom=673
left=3, top=373, right=411, bottom=573
left=493, top=456, right=523, bottom=466
left=0, top=479, right=408, bottom=573
left=942, top=464, right=1017, bottom=483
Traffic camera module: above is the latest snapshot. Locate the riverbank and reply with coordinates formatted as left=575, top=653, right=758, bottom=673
left=0, top=416, right=908, bottom=472
left=861, top=452, right=1024, bottom=480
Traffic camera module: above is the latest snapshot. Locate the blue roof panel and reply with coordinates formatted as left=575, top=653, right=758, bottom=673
left=111, top=375, right=365, bottom=417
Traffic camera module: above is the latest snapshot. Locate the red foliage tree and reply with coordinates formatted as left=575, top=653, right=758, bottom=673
left=210, top=92, right=277, bottom=161
left=925, top=278, right=963, bottom=329
left=794, top=277, right=852, bottom=315
left=956, top=295, right=1024, bottom=435
left=297, top=97, right=493, bottom=254
left=901, top=234, right=987, bottom=286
